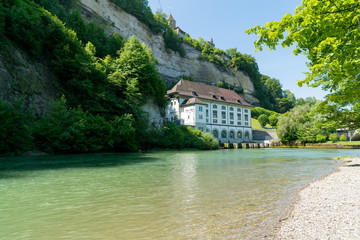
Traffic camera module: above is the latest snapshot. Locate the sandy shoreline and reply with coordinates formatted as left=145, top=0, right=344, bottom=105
left=274, top=157, right=360, bottom=239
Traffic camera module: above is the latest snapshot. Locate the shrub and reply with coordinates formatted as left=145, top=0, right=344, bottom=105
left=269, top=115, right=278, bottom=127
left=33, top=97, right=137, bottom=153
left=329, top=133, right=338, bottom=142
left=315, top=134, right=327, bottom=143
left=258, top=114, right=269, bottom=127
left=0, top=100, right=33, bottom=155
left=251, top=107, right=277, bottom=119
left=339, top=134, right=347, bottom=141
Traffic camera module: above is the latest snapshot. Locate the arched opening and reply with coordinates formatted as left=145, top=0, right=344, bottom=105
left=245, top=131, right=249, bottom=139
left=230, top=131, right=235, bottom=139
left=213, top=129, right=219, bottom=138
left=237, top=131, right=242, bottom=139
left=221, top=130, right=227, bottom=138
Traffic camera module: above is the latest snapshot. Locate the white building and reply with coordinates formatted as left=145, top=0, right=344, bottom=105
left=166, top=80, right=253, bottom=142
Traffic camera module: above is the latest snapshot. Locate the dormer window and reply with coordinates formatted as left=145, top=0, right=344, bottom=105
left=192, top=91, right=198, bottom=96
left=237, top=100, right=242, bottom=104
left=221, top=97, right=226, bottom=101
left=213, top=95, right=218, bottom=99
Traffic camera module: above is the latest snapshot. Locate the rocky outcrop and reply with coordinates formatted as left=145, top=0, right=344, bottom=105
left=79, top=0, right=259, bottom=105
left=0, top=41, right=60, bottom=116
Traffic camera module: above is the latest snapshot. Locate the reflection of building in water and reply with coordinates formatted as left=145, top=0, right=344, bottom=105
left=169, top=153, right=199, bottom=218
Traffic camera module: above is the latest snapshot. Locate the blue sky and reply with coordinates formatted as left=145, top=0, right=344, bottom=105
left=147, top=0, right=328, bottom=100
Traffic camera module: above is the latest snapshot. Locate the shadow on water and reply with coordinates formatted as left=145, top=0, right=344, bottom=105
left=0, top=152, right=160, bottom=179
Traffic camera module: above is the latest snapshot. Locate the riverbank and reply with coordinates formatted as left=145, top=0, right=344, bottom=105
left=271, top=142, right=360, bottom=149
left=275, top=157, right=360, bottom=239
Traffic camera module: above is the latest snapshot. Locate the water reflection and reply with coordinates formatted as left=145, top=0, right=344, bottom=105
left=0, top=149, right=359, bottom=239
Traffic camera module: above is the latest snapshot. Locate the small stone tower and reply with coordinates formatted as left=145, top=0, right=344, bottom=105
left=167, top=14, right=176, bottom=29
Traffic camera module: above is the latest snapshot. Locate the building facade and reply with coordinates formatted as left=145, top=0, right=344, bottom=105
left=166, top=80, right=253, bottom=142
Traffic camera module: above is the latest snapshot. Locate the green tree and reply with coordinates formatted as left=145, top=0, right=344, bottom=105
left=329, top=133, right=338, bottom=142
left=258, top=114, right=269, bottom=127
left=0, top=100, right=33, bottom=155
left=339, top=134, right=347, bottom=141
left=115, top=35, right=167, bottom=107
left=269, top=114, right=278, bottom=127
left=276, top=104, right=311, bottom=143
left=246, top=0, right=360, bottom=127
left=316, top=134, right=327, bottom=143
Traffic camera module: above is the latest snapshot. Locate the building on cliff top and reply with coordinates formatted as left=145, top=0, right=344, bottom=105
left=167, top=14, right=186, bottom=38
left=166, top=80, right=253, bottom=142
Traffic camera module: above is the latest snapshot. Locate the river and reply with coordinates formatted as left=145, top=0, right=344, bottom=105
left=1, top=148, right=359, bottom=239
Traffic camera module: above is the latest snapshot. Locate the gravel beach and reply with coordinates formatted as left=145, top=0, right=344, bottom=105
left=276, top=157, right=360, bottom=239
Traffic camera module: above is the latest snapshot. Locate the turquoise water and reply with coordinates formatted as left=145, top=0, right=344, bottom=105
left=0, top=148, right=359, bottom=239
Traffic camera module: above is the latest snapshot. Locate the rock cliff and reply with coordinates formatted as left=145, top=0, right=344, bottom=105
left=79, top=0, right=259, bottom=105
left=0, top=41, right=60, bottom=117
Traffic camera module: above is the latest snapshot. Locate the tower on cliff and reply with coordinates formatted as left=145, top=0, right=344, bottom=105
left=167, top=14, right=176, bottom=29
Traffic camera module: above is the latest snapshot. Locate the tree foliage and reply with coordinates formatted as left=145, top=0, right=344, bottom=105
left=269, top=115, right=278, bottom=127
left=258, top=114, right=269, bottom=127
left=246, top=0, right=360, bottom=126
left=0, top=100, right=33, bottom=155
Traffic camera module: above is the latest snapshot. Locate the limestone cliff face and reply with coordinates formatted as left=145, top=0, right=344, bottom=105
left=0, top=41, right=60, bottom=116
left=79, top=0, right=259, bottom=105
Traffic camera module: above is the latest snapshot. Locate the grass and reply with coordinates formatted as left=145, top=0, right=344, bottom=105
left=325, top=141, right=360, bottom=146
left=251, top=118, right=276, bottom=132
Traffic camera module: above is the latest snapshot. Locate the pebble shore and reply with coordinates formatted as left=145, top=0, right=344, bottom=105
left=276, top=157, right=360, bottom=240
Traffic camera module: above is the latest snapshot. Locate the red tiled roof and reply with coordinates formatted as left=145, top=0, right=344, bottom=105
left=167, top=80, right=252, bottom=107
left=180, top=97, right=207, bottom=106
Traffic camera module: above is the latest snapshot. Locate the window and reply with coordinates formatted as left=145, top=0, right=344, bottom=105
left=221, top=106, right=226, bottom=110
left=245, top=122, right=249, bottom=126
left=213, top=130, right=218, bottom=138
left=230, top=107, right=234, bottom=111
left=213, top=104, right=217, bottom=109
left=230, top=112, right=234, bottom=120
left=245, top=114, right=249, bottom=121
left=206, top=109, right=209, bottom=117
left=221, top=97, right=226, bottom=101
left=237, top=121, right=241, bottom=125
left=213, top=95, right=218, bottom=100
left=245, top=109, right=249, bottom=113
left=171, top=102, right=173, bottom=106
left=222, top=120, right=226, bottom=124
left=230, top=131, right=234, bottom=139
left=198, top=127, right=203, bottom=131
left=237, top=113, right=241, bottom=119
left=230, top=121, right=234, bottom=125
left=199, top=115, right=203, bottom=119
left=245, top=131, right=249, bottom=139
left=213, top=110, right=218, bottom=118
left=206, top=128, right=210, bottom=133
left=237, top=131, right=242, bottom=139
left=237, top=108, right=241, bottom=112
left=188, top=115, right=190, bottom=119
left=206, top=118, right=209, bottom=123
left=199, top=106, right=203, bottom=112
left=192, top=91, right=198, bottom=96
left=213, top=119, right=218, bottom=123
left=221, top=111, right=226, bottom=119
left=221, top=130, right=227, bottom=138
